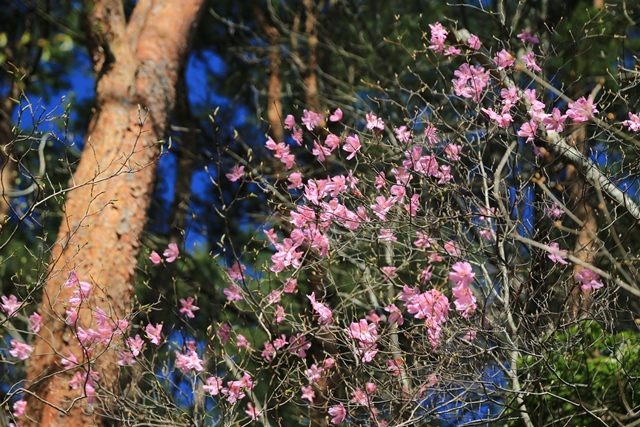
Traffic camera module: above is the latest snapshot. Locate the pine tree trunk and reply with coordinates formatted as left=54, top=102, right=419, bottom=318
left=25, top=1, right=204, bottom=425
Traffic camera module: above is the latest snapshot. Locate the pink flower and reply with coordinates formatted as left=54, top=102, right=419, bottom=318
left=236, top=334, right=251, bottom=350
left=566, top=97, right=597, bottom=123
left=227, top=261, right=246, bottom=281
left=522, top=51, right=542, bottom=72
left=175, top=349, right=205, bottom=373
left=387, top=358, right=404, bottom=376
left=347, top=319, right=379, bottom=362
left=275, top=304, right=286, bottom=323
left=13, top=399, right=27, bottom=418
left=287, top=171, right=304, bottom=189
left=451, top=280, right=477, bottom=318
left=225, top=164, right=245, bottom=182
left=145, top=323, right=163, bottom=345
left=481, top=108, right=513, bottom=128
left=385, top=304, right=404, bottom=326
left=224, top=283, right=244, bottom=302
left=444, top=46, right=461, bottom=56
left=428, top=22, right=448, bottom=53
left=467, top=34, right=481, bottom=50
left=394, top=125, right=412, bottom=143
left=288, top=333, right=312, bottom=358
left=262, top=342, right=277, bottom=362
left=218, top=323, right=231, bottom=343
left=202, top=376, right=222, bottom=396
left=305, top=363, right=324, bottom=383
left=452, top=63, right=490, bottom=102
left=517, top=120, right=538, bottom=143
left=343, top=134, right=361, bottom=160
left=517, top=30, right=540, bottom=45
left=404, top=289, right=450, bottom=348
left=543, top=108, right=567, bottom=132
left=179, top=296, right=200, bottom=319
left=547, top=242, right=569, bottom=265
left=444, top=240, right=460, bottom=257
left=301, top=385, right=315, bottom=403
left=307, top=292, right=334, bottom=325
left=444, top=144, right=462, bottom=161
left=328, top=403, right=347, bottom=425
left=324, top=133, right=341, bottom=151
left=448, top=262, right=475, bottom=287
left=329, top=108, right=343, bottom=122
left=301, top=109, right=323, bottom=130
left=127, top=334, right=144, bottom=356
left=365, top=113, right=385, bottom=131
left=29, top=312, right=42, bottom=333
left=494, top=49, right=515, bottom=69
left=283, top=278, right=298, bottom=293
left=163, top=242, right=179, bottom=263
left=381, top=266, right=398, bottom=281
left=1, top=295, right=21, bottom=317
left=575, top=268, right=604, bottom=292
left=149, top=251, right=162, bottom=265
left=245, top=403, right=261, bottom=421
left=378, top=229, right=397, bottom=242
left=623, top=112, right=640, bottom=132
left=546, top=203, right=564, bottom=219
left=10, top=340, right=33, bottom=360
left=117, top=350, right=135, bottom=366
left=284, top=114, right=296, bottom=130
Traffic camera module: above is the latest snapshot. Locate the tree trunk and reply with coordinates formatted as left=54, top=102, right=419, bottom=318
left=255, top=7, right=284, bottom=142
left=25, top=1, right=204, bottom=425
left=565, top=124, right=599, bottom=319
left=303, top=0, right=320, bottom=113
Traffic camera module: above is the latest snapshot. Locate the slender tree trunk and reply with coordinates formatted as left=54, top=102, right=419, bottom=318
left=0, top=84, right=20, bottom=226
left=25, top=1, right=204, bottom=425
left=565, top=124, right=599, bottom=319
left=255, top=6, right=284, bottom=142
left=303, top=0, right=320, bottom=113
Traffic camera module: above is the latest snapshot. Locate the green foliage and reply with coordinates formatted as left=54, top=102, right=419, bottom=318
left=513, top=321, right=640, bottom=426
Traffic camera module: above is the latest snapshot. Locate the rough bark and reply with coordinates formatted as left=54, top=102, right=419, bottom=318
left=255, top=7, right=284, bottom=142
left=0, top=94, right=16, bottom=224
left=565, top=124, right=599, bottom=319
left=25, top=1, right=204, bottom=425
left=303, top=0, right=320, bottom=113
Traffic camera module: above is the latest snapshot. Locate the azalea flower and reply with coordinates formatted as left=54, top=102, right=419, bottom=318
left=329, top=108, right=343, bottom=122
left=365, top=113, right=385, bottom=131
left=307, top=292, right=334, bottom=325
left=301, top=109, right=323, bottom=130
left=522, top=51, right=542, bottom=72
left=127, top=335, right=144, bottom=356
left=343, top=134, right=361, bottom=160
left=566, top=97, right=597, bottom=122
left=10, top=340, right=33, bottom=360
left=29, top=312, right=42, bottom=333
left=301, top=385, right=315, bottom=403
left=517, top=120, right=538, bottom=143
left=467, top=34, right=481, bottom=50
left=163, top=242, right=179, bottom=263
left=494, top=49, right=515, bottom=69
left=428, top=22, right=448, bottom=53
left=13, top=399, right=27, bottom=418
left=149, top=251, right=162, bottom=265
left=1, top=295, right=21, bottom=317
left=547, top=242, right=569, bottom=265
left=622, top=112, right=640, bottom=132
left=145, top=323, right=163, bottom=345
left=225, top=164, right=245, bottom=182
left=328, top=403, right=347, bottom=425
left=179, top=296, right=200, bottom=319
left=575, top=268, right=604, bottom=292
